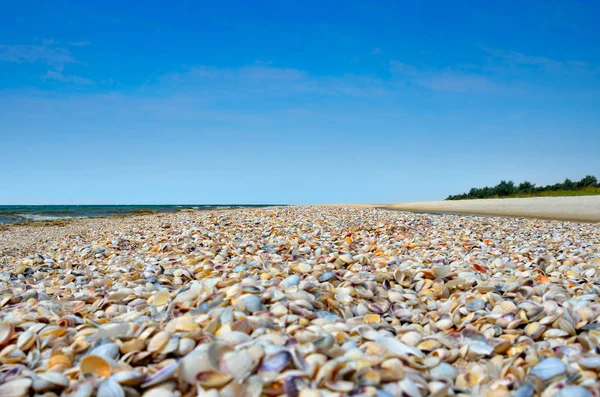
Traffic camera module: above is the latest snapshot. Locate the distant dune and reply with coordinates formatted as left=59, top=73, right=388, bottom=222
left=383, top=196, right=600, bottom=222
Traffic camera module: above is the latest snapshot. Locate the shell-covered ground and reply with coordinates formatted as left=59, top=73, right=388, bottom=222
left=1, top=206, right=600, bottom=397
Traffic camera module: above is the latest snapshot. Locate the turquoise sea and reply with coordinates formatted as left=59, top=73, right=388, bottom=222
left=0, top=205, right=274, bottom=224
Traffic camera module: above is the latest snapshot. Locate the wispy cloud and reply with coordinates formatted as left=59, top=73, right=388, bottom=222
left=69, top=41, right=91, bottom=47
left=169, top=63, right=391, bottom=97
left=43, top=70, right=94, bottom=85
left=482, top=47, right=593, bottom=75
left=0, top=44, right=75, bottom=67
left=390, top=60, right=517, bottom=94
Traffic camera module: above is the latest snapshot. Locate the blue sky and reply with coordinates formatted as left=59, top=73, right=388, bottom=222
left=1, top=1, right=599, bottom=204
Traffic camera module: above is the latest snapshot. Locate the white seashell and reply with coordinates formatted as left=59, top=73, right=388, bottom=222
left=554, top=386, right=591, bottom=397
left=32, top=372, right=70, bottom=393
left=375, top=336, right=425, bottom=359
left=97, top=380, right=125, bottom=397
left=430, top=362, right=457, bottom=381
left=530, top=357, right=566, bottom=381
left=0, top=378, right=33, bottom=397
left=89, top=342, right=120, bottom=359
left=579, top=357, right=600, bottom=370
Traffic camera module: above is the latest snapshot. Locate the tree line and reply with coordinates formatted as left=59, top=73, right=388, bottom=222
left=446, top=175, right=599, bottom=200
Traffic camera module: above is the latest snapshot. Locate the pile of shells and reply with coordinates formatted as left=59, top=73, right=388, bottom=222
left=0, top=206, right=600, bottom=397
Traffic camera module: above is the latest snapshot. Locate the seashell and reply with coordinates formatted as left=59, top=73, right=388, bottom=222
left=71, top=383, right=95, bottom=397
left=80, top=354, right=112, bottom=377
left=432, top=265, right=450, bottom=278
left=219, top=350, right=255, bottom=381
left=110, top=370, right=146, bottom=387
left=153, top=289, right=170, bottom=306
left=97, top=379, right=125, bottom=397
left=141, top=360, right=179, bottom=388
left=318, top=271, right=334, bottom=282
left=524, top=323, right=546, bottom=339
left=0, top=378, right=32, bottom=397
left=259, top=350, right=292, bottom=373
left=32, top=371, right=70, bottom=393
left=580, top=357, right=600, bottom=370
left=465, top=298, right=485, bottom=312
left=554, top=386, right=591, bottom=397
left=177, top=338, right=196, bottom=356
left=398, top=378, right=422, bottom=397
left=357, top=368, right=380, bottom=386
left=94, top=323, right=132, bottom=341
left=530, top=357, right=566, bottom=381
left=237, top=294, right=264, bottom=313
left=513, top=382, right=534, bottom=397
left=417, top=339, right=441, bottom=351
left=147, top=331, right=171, bottom=353
left=142, top=388, right=176, bottom=397
left=430, top=362, right=457, bottom=381
left=121, top=338, right=145, bottom=354
left=165, top=316, right=199, bottom=333
left=16, top=329, right=36, bottom=351
left=0, top=322, right=15, bottom=346
left=282, top=274, right=301, bottom=288
left=89, top=342, right=120, bottom=359
left=180, top=343, right=220, bottom=384
left=364, top=314, right=381, bottom=324
left=47, top=351, right=74, bottom=370
left=0, top=345, right=26, bottom=363
left=400, top=332, right=422, bottom=347
left=376, top=336, right=424, bottom=359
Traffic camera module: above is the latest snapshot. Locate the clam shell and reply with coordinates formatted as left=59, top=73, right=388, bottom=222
left=141, top=360, right=179, bottom=388
left=97, top=379, right=125, bottom=397
left=32, top=372, right=70, bottom=393
left=147, top=331, right=171, bottom=353
left=80, top=354, right=112, bottom=377
left=530, top=357, right=566, bottom=381
left=16, top=329, right=36, bottom=351
left=110, top=371, right=146, bottom=387
left=165, top=316, right=199, bottom=332
left=89, top=342, right=120, bottom=360
left=259, top=350, right=292, bottom=373
left=0, top=322, right=14, bottom=346
left=153, top=289, right=170, bottom=306
left=0, top=378, right=32, bottom=397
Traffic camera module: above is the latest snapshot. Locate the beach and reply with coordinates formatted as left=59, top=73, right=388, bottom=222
left=1, top=205, right=599, bottom=396
left=384, top=196, right=600, bottom=223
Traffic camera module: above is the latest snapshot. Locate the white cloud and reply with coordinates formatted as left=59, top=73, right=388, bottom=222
left=169, top=64, right=391, bottom=97
left=389, top=60, right=517, bottom=94
left=69, top=41, right=91, bottom=47
left=43, top=70, right=94, bottom=85
left=0, top=44, right=75, bottom=67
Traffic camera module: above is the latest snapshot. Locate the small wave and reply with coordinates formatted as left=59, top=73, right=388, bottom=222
left=16, top=213, right=75, bottom=221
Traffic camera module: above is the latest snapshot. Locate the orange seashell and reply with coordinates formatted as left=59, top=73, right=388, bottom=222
left=473, top=264, right=488, bottom=274
left=364, top=314, right=381, bottom=325
left=535, top=274, right=550, bottom=284
left=345, top=237, right=352, bottom=244
left=79, top=354, right=111, bottom=377
left=47, top=352, right=74, bottom=371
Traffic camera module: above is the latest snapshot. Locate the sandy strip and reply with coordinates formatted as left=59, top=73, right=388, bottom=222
left=384, top=195, right=600, bottom=223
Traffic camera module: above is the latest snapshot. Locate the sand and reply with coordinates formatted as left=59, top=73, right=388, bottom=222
left=384, top=195, right=600, bottom=223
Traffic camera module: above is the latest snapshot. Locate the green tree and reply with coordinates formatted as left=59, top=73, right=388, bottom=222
left=494, top=180, right=516, bottom=196
left=517, top=181, right=535, bottom=193
left=562, top=178, right=575, bottom=190
left=577, top=175, right=598, bottom=188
